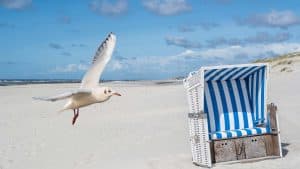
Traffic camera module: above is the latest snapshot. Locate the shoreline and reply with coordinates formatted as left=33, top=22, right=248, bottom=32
left=0, top=79, right=183, bottom=87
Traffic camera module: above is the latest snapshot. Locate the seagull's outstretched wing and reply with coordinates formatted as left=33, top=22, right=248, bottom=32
left=33, top=89, right=92, bottom=102
left=81, top=33, right=116, bottom=88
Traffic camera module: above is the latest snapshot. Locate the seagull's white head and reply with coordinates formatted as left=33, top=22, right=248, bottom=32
left=103, top=87, right=121, bottom=97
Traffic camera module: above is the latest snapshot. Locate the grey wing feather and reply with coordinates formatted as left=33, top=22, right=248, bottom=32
left=33, top=89, right=92, bottom=102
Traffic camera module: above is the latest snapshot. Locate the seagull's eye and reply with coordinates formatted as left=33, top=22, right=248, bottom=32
left=104, top=90, right=107, bottom=94
left=108, top=90, right=111, bottom=93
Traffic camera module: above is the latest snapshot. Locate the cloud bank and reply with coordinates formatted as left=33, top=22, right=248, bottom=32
left=207, top=32, right=292, bottom=48
left=57, top=16, right=71, bottom=24
left=165, top=36, right=202, bottom=49
left=0, top=0, right=31, bottom=10
left=53, top=64, right=89, bottom=73
left=49, top=43, right=64, bottom=50
left=237, top=10, right=300, bottom=29
left=107, top=42, right=300, bottom=75
left=89, top=0, right=128, bottom=16
left=142, top=0, right=191, bottom=15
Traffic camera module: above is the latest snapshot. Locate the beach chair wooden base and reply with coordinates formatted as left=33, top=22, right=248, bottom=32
left=212, top=133, right=281, bottom=163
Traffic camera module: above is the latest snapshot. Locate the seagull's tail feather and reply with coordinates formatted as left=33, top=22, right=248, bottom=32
left=57, top=107, right=68, bottom=115
left=57, top=99, right=74, bottom=115
left=57, top=100, right=73, bottom=115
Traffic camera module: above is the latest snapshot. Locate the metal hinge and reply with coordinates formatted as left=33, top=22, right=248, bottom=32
left=190, top=135, right=200, bottom=143
left=188, top=111, right=205, bottom=118
left=190, top=135, right=210, bottom=143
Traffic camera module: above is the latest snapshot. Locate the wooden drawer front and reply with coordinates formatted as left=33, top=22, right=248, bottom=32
left=214, top=140, right=237, bottom=162
left=234, top=138, right=246, bottom=160
left=244, top=136, right=267, bottom=159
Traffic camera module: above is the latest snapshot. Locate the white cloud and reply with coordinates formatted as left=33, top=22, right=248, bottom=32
left=0, top=23, right=15, bottom=28
left=178, top=25, right=195, bottom=32
left=198, top=22, right=220, bottom=31
left=165, top=36, right=202, bottom=49
left=0, top=0, right=31, bottom=10
left=206, top=32, right=292, bottom=48
left=237, top=10, right=300, bottom=29
left=142, top=0, right=191, bottom=16
left=244, top=32, right=291, bottom=44
left=53, top=64, right=89, bottom=73
left=111, top=61, right=123, bottom=70
left=58, top=15, right=71, bottom=24
left=89, top=0, right=128, bottom=16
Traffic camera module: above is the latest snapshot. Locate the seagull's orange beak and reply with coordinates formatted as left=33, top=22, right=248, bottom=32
left=113, top=92, right=121, bottom=96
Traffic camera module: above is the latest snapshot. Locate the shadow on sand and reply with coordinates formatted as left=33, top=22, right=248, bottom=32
left=281, top=142, right=290, bottom=157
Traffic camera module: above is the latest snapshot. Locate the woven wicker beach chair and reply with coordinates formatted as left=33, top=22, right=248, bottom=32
left=183, top=63, right=282, bottom=167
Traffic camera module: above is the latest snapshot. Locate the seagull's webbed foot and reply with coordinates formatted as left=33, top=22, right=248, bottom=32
left=72, top=109, right=79, bottom=125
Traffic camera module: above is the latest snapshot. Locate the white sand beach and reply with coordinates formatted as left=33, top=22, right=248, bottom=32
left=0, top=56, right=300, bottom=169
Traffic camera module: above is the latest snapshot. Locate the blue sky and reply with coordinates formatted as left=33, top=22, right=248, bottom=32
left=1, top=0, right=300, bottom=80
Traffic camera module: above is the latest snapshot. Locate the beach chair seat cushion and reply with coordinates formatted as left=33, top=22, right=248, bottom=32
left=211, top=127, right=270, bottom=140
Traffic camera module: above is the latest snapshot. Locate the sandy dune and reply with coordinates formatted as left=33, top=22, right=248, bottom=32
left=0, top=58, right=300, bottom=169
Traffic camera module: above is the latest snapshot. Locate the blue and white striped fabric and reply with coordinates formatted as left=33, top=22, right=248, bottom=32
left=203, top=64, right=269, bottom=140
left=248, top=68, right=267, bottom=125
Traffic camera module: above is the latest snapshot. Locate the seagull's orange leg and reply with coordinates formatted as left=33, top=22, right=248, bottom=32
left=72, top=109, right=79, bottom=125
left=72, top=109, right=76, bottom=125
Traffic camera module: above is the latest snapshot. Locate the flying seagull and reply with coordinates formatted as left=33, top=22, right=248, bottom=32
left=33, top=32, right=121, bottom=125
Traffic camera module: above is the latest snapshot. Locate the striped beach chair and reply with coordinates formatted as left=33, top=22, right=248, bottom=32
left=184, top=63, right=282, bottom=167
